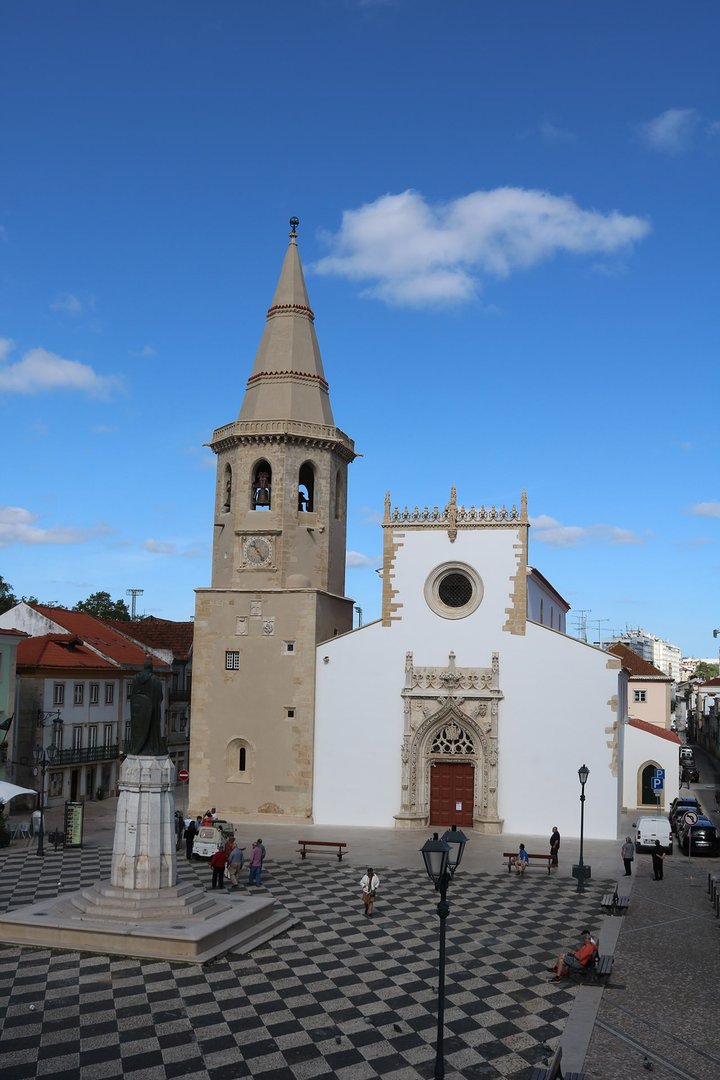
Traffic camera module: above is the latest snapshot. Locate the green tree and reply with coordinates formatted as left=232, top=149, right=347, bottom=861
left=73, top=591, right=131, bottom=620
left=693, top=661, right=720, bottom=681
left=0, top=576, right=39, bottom=614
left=0, top=576, right=17, bottom=615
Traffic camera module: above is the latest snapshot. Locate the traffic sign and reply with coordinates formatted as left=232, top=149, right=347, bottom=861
left=654, top=768, right=665, bottom=781
left=683, top=810, right=699, bottom=827
left=178, top=769, right=189, bottom=782
left=651, top=776, right=664, bottom=791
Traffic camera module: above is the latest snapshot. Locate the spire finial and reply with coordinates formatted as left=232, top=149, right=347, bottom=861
left=289, top=216, right=299, bottom=242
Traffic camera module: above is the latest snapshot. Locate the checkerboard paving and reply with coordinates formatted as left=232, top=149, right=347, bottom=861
left=0, top=847, right=610, bottom=1079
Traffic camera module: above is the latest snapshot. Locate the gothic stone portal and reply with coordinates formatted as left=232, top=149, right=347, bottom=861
left=395, top=651, right=503, bottom=834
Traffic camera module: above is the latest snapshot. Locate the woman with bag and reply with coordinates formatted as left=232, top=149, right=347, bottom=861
left=210, top=846, right=227, bottom=889
left=360, top=867, right=380, bottom=918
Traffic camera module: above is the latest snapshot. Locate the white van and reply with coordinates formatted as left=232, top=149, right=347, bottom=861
left=635, top=816, right=673, bottom=854
left=192, top=819, right=235, bottom=859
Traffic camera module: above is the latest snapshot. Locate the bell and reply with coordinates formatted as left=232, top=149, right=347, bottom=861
left=255, top=487, right=271, bottom=507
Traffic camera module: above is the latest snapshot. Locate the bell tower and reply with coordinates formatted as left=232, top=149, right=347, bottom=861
left=190, top=220, right=356, bottom=821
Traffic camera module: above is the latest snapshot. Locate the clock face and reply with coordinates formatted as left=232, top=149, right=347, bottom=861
left=244, top=536, right=272, bottom=566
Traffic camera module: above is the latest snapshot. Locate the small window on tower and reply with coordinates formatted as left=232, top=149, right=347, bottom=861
left=286, top=708, right=295, bottom=720
left=225, top=650, right=240, bottom=670
left=282, top=640, right=296, bottom=655
left=239, top=747, right=246, bottom=771
left=251, top=460, right=272, bottom=510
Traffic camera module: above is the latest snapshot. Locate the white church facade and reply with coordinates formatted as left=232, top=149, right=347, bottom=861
left=189, top=223, right=679, bottom=840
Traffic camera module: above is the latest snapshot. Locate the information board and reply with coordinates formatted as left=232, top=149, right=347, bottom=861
left=64, top=800, right=84, bottom=848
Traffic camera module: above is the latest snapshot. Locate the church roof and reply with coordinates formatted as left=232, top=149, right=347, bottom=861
left=238, top=220, right=335, bottom=427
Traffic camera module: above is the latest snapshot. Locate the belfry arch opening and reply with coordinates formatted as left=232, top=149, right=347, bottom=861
left=298, top=461, right=315, bottom=512
left=223, top=464, right=232, bottom=511
left=251, top=460, right=272, bottom=510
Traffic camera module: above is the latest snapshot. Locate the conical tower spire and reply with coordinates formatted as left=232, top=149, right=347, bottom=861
left=238, top=218, right=334, bottom=426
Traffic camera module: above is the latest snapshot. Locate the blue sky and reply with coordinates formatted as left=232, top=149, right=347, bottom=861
left=1, top=1, right=718, bottom=657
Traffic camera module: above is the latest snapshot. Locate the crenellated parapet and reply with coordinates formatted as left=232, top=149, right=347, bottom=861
left=383, top=486, right=527, bottom=537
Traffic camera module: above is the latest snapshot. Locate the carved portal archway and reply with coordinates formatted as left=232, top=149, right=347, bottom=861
left=395, top=651, right=503, bottom=834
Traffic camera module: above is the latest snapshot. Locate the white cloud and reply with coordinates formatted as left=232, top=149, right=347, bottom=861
left=142, top=539, right=177, bottom=554
left=0, top=506, right=111, bottom=547
left=50, top=292, right=83, bottom=314
left=0, top=337, right=14, bottom=361
left=531, top=514, right=642, bottom=547
left=689, top=502, right=720, bottom=518
left=312, top=188, right=650, bottom=307
left=538, top=120, right=576, bottom=143
left=131, top=344, right=158, bottom=359
left=346, top=550, right=378, bottom=568
left=639, top=108, right=700, bottom=154
left=0, top=343, right=120, bottom=397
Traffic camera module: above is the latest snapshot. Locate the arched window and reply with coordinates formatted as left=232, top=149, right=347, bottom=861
left=225, top=738, right=252, bottom=782
left=334, top=469, right=343, bottom=520
left=223, top=464, right=232, bottom=511
left=298, top=461, right=315, bottom=512
left=251, top=460, right=272, bottom=510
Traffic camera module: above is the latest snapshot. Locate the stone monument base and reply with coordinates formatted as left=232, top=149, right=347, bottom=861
left=0, top=880, right=295, bottom=963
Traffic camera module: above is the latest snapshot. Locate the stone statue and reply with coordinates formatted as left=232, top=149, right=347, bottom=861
left=129, top=657, right=165, bottom=755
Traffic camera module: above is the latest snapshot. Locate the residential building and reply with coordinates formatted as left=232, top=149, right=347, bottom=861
left=0, top=627, right=27, bottom=782
left=605, top=643, right=673, bottom=730
left=0, top=604, right=171, bottom=806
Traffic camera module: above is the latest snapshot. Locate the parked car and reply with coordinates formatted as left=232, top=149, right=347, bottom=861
left=679, top=746, right=695, bottom=763
left=678, top=816, right=718, bottom=856
left=669, top=797, right=702, bottom=833
left=635, top=816, right=673, bottom=854
left=192, top=819, right=235, bottom=859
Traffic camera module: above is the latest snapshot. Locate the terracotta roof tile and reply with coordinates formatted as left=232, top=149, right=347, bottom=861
left=29, top=605, right=170, bottom=670
left=606, top=642, right=672, bottom=680
left=18, top=634, right=118, bottom=671
left=628, top=717, right=680, bottom=743
left=107, top=617, right=193, bottom=660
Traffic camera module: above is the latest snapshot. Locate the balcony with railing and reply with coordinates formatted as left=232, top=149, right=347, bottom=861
left=54, top=744, right=120, bottom=766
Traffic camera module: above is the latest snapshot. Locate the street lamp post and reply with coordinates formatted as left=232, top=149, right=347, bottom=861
left=33, top=711, right=63, bottom=857
left=420, top=825, right=469, bottom=1080
left=573, top=764, right=590, bottom=893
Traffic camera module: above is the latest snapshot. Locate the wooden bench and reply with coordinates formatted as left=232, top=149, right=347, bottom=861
left=530, top=1045, right=584, bottom=1079
left=503, top=851, right=553, bottom=874
left=601, top=885, right=629, bottom=916
left=572, top=953, right=614, bottom=985
left=297, top=840, right=347, bottom=861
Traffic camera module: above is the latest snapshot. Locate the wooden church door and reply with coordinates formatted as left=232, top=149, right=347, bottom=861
left=429, top=763, right=474, bottom=828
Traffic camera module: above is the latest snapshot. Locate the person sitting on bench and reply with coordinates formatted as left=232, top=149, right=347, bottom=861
left=516, top=843, right=530, bottom=876
left=550, top=928, right=597, bottom=981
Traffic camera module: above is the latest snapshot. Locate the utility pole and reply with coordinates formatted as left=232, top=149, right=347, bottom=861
left=126, top=588, right=144, bottom=620
left=592, top=618, right=610, bottom=648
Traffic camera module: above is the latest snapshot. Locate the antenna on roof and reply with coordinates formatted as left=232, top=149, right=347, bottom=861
left=126, top=588, right=144, bottom=620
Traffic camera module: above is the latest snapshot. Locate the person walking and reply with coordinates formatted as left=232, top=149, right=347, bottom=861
left=621, top=836, right=634, bottom=876
left=516, top=843, right=530, bottom=876
left=360, top=867, right=380, bottom=917
left=652, top=840, right=665, bottom=880
left=184, top=817, right=197, bottom=861
left=549, top=826, right=560, bottom=867
left=248, top=841, right=263, bottom=886
left=210, top=846, right=227, bottom=889
left=227, top=842, right=244, bottom=888
left=175, top=812, right=185, bottom=851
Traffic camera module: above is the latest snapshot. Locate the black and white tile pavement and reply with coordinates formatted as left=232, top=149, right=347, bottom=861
left=0, top=848, right=611, bottom=1079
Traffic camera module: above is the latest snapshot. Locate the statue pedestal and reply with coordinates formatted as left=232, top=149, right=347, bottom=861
left=0, top=752, right=296, bottom=963
left=111, top=755, right=176, bottom=890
